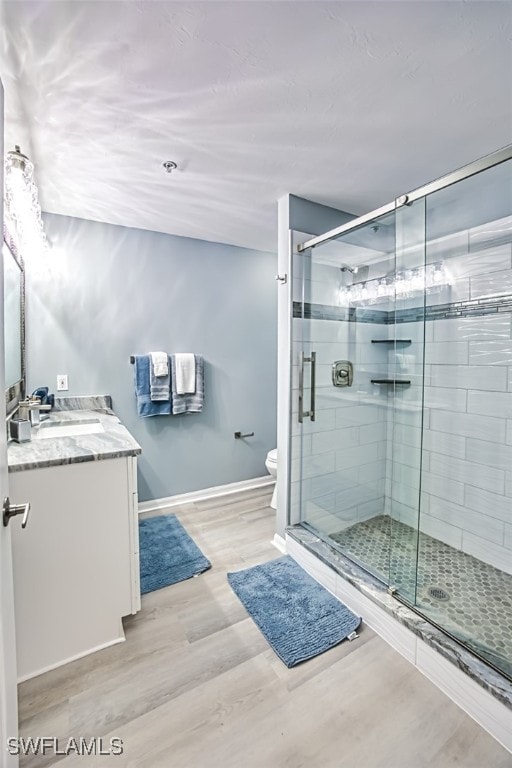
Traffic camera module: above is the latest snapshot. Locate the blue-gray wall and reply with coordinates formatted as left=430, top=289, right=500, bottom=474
left=25, top=214, right=277, bottom=502
left=288, top=194, right=354, bottom=236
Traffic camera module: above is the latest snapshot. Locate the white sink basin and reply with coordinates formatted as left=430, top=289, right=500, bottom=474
left=36, top=421, right=105, bottom=439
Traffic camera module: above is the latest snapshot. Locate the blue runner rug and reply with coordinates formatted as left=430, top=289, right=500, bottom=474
left=227, top=555, right=361, bottom=667
left=139, top=514, right=211, bottom=594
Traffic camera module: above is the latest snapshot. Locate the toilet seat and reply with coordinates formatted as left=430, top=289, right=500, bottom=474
left=267, top=449, right=277, bottom=464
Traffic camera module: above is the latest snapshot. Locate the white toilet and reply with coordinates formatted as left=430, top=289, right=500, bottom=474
left=265, top=449, right=277, bottom=509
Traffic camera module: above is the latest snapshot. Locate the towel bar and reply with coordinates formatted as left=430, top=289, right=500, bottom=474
left=129, top=356, right=135, bottom=364
left=234, top=431, right=255, bottom=439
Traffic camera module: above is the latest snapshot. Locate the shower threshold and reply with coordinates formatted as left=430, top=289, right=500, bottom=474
left=287, top=521, right=512, bottom=710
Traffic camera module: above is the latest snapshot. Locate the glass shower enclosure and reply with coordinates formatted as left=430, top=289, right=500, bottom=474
left=290, top=146, right=512, bottom=681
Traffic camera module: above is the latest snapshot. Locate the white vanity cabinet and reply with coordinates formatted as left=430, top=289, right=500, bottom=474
left=9, top=455, right=140, bottom=681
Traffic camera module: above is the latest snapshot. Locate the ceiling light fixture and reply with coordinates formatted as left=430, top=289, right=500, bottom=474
left=162, top=160, right=178, bottom=174
left=4, top=145, right=47, bottom=254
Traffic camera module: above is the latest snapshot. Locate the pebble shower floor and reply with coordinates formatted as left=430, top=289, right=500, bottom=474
left=331, top=515, right=512, bottom=680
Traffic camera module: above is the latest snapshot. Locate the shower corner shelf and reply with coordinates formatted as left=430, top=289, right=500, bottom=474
left=371, top=339, right=412, bottom=345
left=371, top=379, right=411, bottom=386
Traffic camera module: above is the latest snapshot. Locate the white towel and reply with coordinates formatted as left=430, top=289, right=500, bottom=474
left=150, top=351, right=168, bottom=378
left=171, top=355, right=204, bottom=413
left=175, top=353, right=196, bottom=394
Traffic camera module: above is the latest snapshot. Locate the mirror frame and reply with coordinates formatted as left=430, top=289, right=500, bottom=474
left=4, top=224, right=25, bottom=416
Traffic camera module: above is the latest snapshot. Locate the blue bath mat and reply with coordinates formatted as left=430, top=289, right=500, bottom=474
left=227, top=555, right=361, bottom=667
left=139, top=514, right=211, bottom=594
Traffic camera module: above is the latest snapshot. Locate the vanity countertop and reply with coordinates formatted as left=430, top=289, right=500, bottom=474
left=8, top=408, right=141, bottom=473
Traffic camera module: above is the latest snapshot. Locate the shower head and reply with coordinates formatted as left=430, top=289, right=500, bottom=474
left=340, top=264, right=369, bottom=281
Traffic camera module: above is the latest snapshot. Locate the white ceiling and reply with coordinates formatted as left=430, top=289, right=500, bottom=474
left=1, top=1, right=511, bottom=253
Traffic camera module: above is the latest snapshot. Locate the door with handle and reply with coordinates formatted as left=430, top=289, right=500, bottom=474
left=1, top=77, right=22, bottom=767
left=290, top=240, right=362, bottom=533
left=292, top=232, right=382, bottom=545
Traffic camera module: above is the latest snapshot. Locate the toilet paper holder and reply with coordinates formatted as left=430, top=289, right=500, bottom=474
left=234, top=431, right=255, bottom=439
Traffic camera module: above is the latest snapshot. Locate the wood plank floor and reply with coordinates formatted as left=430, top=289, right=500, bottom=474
left=17, top=486, right=512, bottom=767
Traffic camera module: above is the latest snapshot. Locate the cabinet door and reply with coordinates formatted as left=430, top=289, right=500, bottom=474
left=0, top=77, right=19, bottom=766
left=10, top=458, right=134, bottom=680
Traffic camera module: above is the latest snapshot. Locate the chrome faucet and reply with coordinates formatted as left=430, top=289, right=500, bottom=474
left=18, top=397, right=52, bottom=426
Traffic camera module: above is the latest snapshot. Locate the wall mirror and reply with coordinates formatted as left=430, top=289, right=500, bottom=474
left=3, top=233, right=25, bottom=415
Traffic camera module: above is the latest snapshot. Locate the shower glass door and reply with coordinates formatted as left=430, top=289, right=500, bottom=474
left=291, top=147, right=512, bottom=682
left=293, top=209, right=423, bottom=588
left=413, top=157, right=512, bottom=679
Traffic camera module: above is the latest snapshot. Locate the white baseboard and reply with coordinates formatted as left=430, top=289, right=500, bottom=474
left=138, top=476, right=275, bottom=514
left=17, top=636, right=125, bottom=683
left=272, top=533, right=287, bottom=553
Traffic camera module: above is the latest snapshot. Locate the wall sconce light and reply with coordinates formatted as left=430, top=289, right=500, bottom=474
left=4, top=145, right=47, bottom=254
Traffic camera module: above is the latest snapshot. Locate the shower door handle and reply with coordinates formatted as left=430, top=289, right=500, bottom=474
left=310, top=351, right=316, bottom=421
left=298, top=351, right=316, bottom=423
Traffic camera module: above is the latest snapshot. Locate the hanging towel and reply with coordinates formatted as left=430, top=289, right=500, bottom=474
left=134, top=355, right=171, bottom=417
left=150, top=354, right=170, bottom=401
left=174, top=353, right=196, bottom=394
left=150, top=351, right=168, bottom=377
left=171, top=355, right=204, bottom=414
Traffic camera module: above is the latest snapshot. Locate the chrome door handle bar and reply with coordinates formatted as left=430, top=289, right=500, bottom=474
left=310, top=351, right=316, bottom=421
left=298, top=351, right=316, bottom=423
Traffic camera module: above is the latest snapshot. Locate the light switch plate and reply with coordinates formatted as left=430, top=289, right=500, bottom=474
left=57, top=374, right=69, bottom=391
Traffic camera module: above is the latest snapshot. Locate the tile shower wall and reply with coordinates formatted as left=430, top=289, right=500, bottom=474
left=387, top=226, right=512, bottom=576
left=291, top=260, right=390, bottom=535
left=294, top=216, right=512, bottom=579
